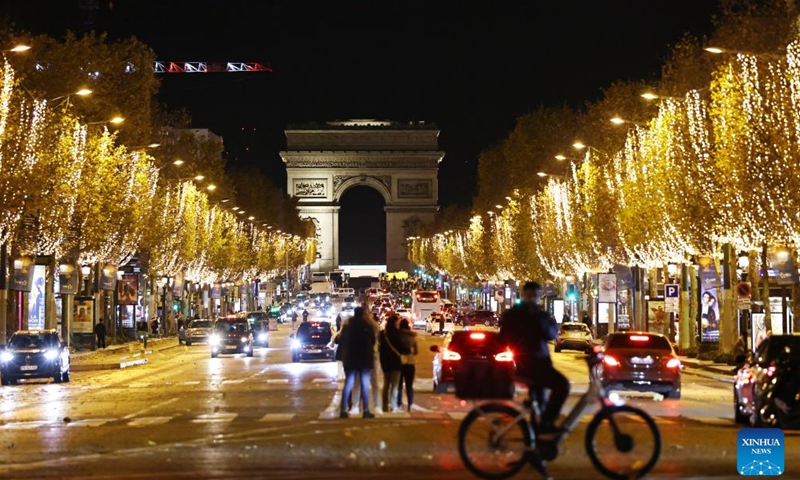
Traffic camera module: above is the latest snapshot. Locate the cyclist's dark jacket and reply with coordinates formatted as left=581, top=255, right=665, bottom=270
left=498, top=303, right=557, bottom=362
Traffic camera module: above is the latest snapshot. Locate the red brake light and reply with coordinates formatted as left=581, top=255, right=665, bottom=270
left=469, top=332, right=486, bottom=340
left=630, top=335, right=650, bottom=342
left=442, top=348, right=461, bottom=361
left=494, top=349, right=514, bottom=362
left=603, top=355, right=619, bottom=367
left=666, top=357, right=681, bottom=369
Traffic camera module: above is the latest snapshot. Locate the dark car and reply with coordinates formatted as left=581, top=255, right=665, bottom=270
left=252, top=320, right=270, bottom=348
left=462, top=310, right=500, bottom=332
left=0, top=329, right=70, bottom=385
left=181, top=319, right=213, bottom=346
left=290, top=321, right=334, bottom=362
left=600, top=332, right=682, bottom=399
left=555, top=322, right=594, bottom=353
left=734, top=335, right=800, bottom=428
left=430, top=331, right=514, bottom=394
left=209, top=317, right=254, bottom=358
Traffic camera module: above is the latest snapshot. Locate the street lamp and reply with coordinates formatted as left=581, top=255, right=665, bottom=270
left=86, top=116, right=124, bottom=126
left=160, top=276, right=173, bottom=337
left=8, top=45, right=31, bottom=53
left=206, top=184, right=217, bottom=192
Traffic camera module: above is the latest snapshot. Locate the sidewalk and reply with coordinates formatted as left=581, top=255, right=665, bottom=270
left=70, top=337, right=181, bottom=371
left=678, top=355, right=736, bottom=383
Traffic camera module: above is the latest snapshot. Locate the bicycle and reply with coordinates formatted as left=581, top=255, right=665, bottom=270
left=457, top=349, right=661, bottom=480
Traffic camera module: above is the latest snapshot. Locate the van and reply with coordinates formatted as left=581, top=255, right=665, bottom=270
left=336, top=287, right=355, bottom=297
left=311, top=272, right=328, bottom=283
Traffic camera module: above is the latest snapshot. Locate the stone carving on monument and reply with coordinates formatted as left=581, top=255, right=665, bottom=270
left=397, top=179, right=432, bottom=198
left=293, top=179, right=326, bottom=197
left=333, top=174, right=392, bottom=196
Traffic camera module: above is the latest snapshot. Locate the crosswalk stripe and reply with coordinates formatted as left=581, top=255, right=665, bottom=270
left=128, top=382, right=152, bottom=388
left=221, top=379, right=244, bottom=385
left=192, top=412, right=237, bottom=423
left=267, top=378, right=289, bottom=384
left=182, top=381, right=200, bottom=385
left=128, top=416, right=172, bottom=427
left=259, top=413, right=296, bottom=422
left=1, top=420, right=51, bottom=429
left=447, top=412, right=467, bottom=420
left=312, top=378, right=335, bottom=383
left=67, top=418, right=116, bottom=427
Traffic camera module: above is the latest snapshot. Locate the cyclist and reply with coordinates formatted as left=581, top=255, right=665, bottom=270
left=498, top=281, right=569, bottom=438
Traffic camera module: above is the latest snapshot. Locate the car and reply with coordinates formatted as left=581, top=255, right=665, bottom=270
left=0, top=329, right=70, bottom=385
left=181, top=319, right=213, bottom=346
left=734, top=335, right=800, bottom=428
left=555, top=322, right=594, bottom=352
left=600, top=332, right=682, bottom=399
left=461, top=310, right=499, bottom=332
left=252, top=320, right=270, bottom=347
left=290, top=321, right=335, bottom=362
left=430, top=331, right=514, bottom=394
left=208, top=317, right=254, bottom=358
left=396, top=308, right=413, bottom=324
left=427, top=313, right=455, bottom=335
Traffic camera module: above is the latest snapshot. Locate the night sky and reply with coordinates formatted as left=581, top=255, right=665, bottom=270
left=3, top=0, right=720, bottom=263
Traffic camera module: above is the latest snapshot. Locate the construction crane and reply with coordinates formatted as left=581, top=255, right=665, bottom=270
left=153, top=62, right=272, bottom=73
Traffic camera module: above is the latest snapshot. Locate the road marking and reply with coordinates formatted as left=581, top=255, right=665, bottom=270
left=128, top=382, right=152, bottom=388
left=67, top=418, right=115, bottom=427
left=2, top=421, right=51, bottom=429
left=122, top=397, right=179, bottom=420
left=181, top=381, right=200, bottom=385
left=695, top=417, right=734, bottom=426
left=127, top=416, right=172, bottom=427
left=267, top=378, right=289, bottom=384
left=192, top=412, right=237, bottom=423
left=259, top=413, right=296, bottom=422
left=312, top=378, right=335, bottom=383
left=446, top=412, right=467, bottom=420
left=221, top=379, right=244, bottom=385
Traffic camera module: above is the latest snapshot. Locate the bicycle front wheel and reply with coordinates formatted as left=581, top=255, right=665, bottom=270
left=458, top=403, right=532, bottom=480
left=585, top=405, right=661, bottom=480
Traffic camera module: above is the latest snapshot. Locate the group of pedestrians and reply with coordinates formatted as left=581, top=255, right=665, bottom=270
left=335, top=306, right=418, bottom=419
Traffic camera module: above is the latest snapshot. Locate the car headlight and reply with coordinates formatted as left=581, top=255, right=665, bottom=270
left=0, top=351, right=13, bottom=362
left=209, top=334, right=220, bottom=346
left=291, top=339, right=300, bottom=349
left=258, top=333, right=268, bottom=342
left=241, top=337, right=248, bottom=343
left=44, top=349, right=59, bottom=360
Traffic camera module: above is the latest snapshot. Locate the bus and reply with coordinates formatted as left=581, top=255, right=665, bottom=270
left=411, top=290, right=441, bottom=330
left=311, top=272, right=328, bottom=283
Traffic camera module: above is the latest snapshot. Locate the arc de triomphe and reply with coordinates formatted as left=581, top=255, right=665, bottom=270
left=281, top=120, right=442, bottom=272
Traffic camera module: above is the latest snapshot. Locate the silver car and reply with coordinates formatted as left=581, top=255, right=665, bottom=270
left=181, top=319, right=213, bottom=346
left=555, top=322, right=593, bottom=353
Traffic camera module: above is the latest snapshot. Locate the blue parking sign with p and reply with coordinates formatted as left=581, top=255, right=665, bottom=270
left=665, top=285, right=678, bottom=298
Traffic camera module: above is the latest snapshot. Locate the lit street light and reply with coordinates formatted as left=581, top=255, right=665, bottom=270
left=8, top=45, right=31, bottom=53
left=206, top=184, right=217, bottom=191
left=172, top=159, right=185, bottom=166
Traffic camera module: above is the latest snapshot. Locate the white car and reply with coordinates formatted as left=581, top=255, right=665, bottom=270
left=426, top=313, right=454, bottom=335
left=396, top=308, right=413, bottom=323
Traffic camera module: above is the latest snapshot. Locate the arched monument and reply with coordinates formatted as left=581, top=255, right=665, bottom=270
left=281, top=120, right=441, bottom=272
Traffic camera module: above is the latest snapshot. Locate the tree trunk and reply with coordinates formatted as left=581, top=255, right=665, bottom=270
left=680, top=263, right=691, bottom=351
left=689, top=267, right=698, bottom=349
left=721, top=243, right=736, bottom=354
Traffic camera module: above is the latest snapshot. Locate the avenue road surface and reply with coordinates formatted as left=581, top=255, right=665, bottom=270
left=1, top=317, right=798, bottom=480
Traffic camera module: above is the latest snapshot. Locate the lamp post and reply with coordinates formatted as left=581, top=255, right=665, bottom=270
left=160, top=276, right=172, bottom=337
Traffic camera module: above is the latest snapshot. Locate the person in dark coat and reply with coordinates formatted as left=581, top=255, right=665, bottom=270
left=339, top=307, right=377, bottom=418
left=379, top=315, right=403, bottom=412
left=94, top=318, right=107, bottom=349
left=396, top=318, right=419, bottom=411
left=498, top=281, right=568, bottom=437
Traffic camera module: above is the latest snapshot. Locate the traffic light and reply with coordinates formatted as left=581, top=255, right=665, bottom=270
left=514, top=292, right=521, bottom=305
left=566, top=285, right=577, bottom=302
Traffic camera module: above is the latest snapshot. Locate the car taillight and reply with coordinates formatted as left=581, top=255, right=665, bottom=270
left=630, top=335, right=650, bottom=342
left=767, top=365, right=776, bottom=377
left=666, top=357, right=681, bottom=369
left=494, top=349, right=514, bottom=362
left=442, top=348, right=461, bottom=361
left=603, top=355, right=619, bottom=367
left=469, top=332, right=486, bottom=340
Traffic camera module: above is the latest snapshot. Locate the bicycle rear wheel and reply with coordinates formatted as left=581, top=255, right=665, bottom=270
left=585, top=405, right=661, bottom=480
left=458, top=403, right=532, bottom=480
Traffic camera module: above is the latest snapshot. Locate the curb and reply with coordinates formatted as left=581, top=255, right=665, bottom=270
left=71, top=358, right=148, bottom=372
